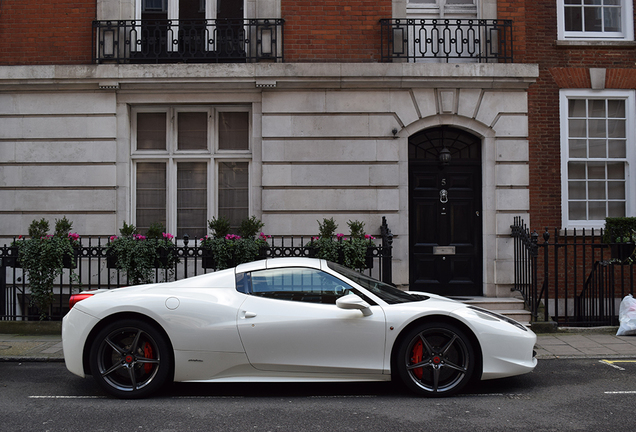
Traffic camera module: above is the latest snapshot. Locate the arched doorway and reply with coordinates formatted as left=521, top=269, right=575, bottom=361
left=408, top=126, right=482, bottom=296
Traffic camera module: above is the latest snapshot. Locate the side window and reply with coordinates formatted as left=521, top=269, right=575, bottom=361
left=249, top=268, right=352, bottom=304
left=560, top=90, right=635, bottom=228
left=557, top=0, right=634, bottom=41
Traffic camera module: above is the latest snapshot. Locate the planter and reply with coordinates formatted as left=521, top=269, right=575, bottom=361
left=304, top=246, right=318, bottom=258
left=106, top=249, right=118, bottom=269
left=155, top=246, right=175, bottom=268
left=201, top=250, right=217, bottom=269
left=258, top=245, right=269, bottom=260
left=201, top=245, right=269, bottom=269
left=200, top=249, right=236, bottom=269
left=3, top=246, right=77, bottom=268
left=107, top=245, right=177, bottom=269
left=611, top=243, right=636, bottom=262
left=62, top=247, right=79, bottom=269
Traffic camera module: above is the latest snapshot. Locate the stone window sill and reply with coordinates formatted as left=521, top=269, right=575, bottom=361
left=556, top=40, right=636, bottom=47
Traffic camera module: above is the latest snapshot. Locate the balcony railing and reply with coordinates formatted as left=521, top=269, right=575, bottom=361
left=92, top=19, right=284, bottom=64
left=380, top=19, right=513, bottom=63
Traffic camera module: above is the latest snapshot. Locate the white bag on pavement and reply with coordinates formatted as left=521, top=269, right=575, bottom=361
left=616, top=294, right=636, bottom=336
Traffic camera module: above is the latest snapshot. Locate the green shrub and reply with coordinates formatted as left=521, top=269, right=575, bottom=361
left=603, top=217, right=636, bottom=243
left=108, top=221, right=178, bottom=285
left=16, top=217, right=79, bottom=319
left=201, top=216, right=269, bottom=270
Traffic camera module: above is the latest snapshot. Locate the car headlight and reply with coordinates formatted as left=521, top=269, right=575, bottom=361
left=468, top=306, right=528, bottom=331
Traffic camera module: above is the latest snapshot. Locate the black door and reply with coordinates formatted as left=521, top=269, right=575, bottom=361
left=409, top=127, right=482, bottom=296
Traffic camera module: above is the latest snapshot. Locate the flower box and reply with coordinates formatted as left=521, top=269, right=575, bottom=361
left=201, top=249, right=224, bottom=269
left=155, top=246, right=176, bottom=268
left=62, top=247, right=79, bottom=269
left=5, top=246, right=78, bottom=269
left=106, top=249, right=118, bottom=268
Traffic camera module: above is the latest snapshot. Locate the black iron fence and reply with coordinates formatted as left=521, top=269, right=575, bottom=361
left=380, top=19, right=513, bottom=63
left=0, top=218, right=393, bottom=321
left=92, top=18, right=284, bottom=64
left=511, top=216, right=635, bottom=326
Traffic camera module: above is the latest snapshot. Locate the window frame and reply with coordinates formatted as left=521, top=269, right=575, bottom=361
left=406, top=0, right=477, bottom=18
left=142, top=0, right=167, bottom=13
left=246, top=267, right=355, bottom=305
left=560, top=89, right=635, bottom=229
left=556, top=0, right=634, bottom=41
left=131, top=105, right=252, bottom=238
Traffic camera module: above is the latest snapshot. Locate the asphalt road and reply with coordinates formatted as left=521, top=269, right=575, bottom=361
left=1, top=358, right=636, bottom=431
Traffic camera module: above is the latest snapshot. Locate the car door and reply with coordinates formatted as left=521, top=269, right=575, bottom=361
left=236, top=267, right=387, bottom=375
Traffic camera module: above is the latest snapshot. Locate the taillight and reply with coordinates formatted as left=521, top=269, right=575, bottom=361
left=69, top=292, right=95, bottom=309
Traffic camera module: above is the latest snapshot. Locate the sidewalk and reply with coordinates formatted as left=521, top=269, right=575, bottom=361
left=533, top=328, right=636, bottom=359
left=2, top=328, right=636, bottom=362
left=0, top=334, right=64, bottom=361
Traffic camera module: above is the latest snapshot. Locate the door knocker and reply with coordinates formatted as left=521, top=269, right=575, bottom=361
left=440, top=189, right=448, bottom=204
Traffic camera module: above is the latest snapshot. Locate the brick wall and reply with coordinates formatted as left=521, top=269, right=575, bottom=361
left=0, top=0, right=95, bottom=65
left=281, top=0, right=392, bottom=62
left=500, top=0, right=636, bottom=229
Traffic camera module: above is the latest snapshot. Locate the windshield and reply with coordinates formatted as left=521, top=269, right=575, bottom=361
left=328, top=262, right=428, bottom=304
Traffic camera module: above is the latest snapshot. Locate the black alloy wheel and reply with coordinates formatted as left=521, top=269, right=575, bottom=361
left=396, top=322, right=474, bottom=397
left=89, top=319, right=172, bottom=398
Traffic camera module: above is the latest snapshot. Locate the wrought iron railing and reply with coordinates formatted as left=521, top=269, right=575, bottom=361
left=0, top=218, right=393, bottom=321
left=92, top=19, right=284, bottom=64
left=511, top=216, right=635, bottom=326
left=379, top=19, right=513, bottom=63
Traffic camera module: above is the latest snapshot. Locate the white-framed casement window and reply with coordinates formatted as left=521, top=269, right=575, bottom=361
left=132, top=106, right=251, bottom=239
left=561, top=90, right=635, bottom=228
left=557, top=0, right=634, bottom=41
left=406, top=0, right=477, bottom=18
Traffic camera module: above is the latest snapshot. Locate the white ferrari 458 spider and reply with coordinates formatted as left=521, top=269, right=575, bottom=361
left=62, top=257, right=537, bottom=398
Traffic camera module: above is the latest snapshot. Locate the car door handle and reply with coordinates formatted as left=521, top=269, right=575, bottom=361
left=242, top=311, right=257, bottom=319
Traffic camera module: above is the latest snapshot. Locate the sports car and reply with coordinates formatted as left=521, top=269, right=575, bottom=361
left=62, top=257, right=537, bottom=398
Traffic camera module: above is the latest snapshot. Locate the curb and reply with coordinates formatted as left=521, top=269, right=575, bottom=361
left=0, top=321, right=61, bottom=335
left=531, top=322, right=619, bottom=335
left=0, top=356, right=65, bottom=362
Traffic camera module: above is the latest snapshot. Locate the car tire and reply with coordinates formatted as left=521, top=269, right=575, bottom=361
left=89, top=319, right=172, bottom=399
left=396, top=322, right=475, bottom=397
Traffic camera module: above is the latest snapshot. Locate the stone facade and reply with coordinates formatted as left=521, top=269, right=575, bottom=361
left=0, top=62, right=537, bottom=295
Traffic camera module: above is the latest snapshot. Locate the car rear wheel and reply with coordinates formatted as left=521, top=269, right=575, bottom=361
left=396, top=322, right=474, bottom=397
left=89, top=319, right=171, bottom=398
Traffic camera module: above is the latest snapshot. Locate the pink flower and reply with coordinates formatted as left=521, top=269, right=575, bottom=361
left=259, top=232, right=270, bottom=240
left=312, top=236, right=319, bottom=241
left=365, top=234, right=376, bottom=240
left=68, top=233, right=80, bottom=242
left=133, top=234, right=146, bottom=240
left=162, top=232, right=174, bottom=240
left=225, top=234, right=241, bottom=240
left=109, top=235, right=118, bottom=242
left=336, top=233, right=345, bottom=239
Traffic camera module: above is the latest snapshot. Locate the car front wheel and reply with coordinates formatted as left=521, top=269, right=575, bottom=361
left=89, top=319, right=172, bottom=398
left=396, top=322, right=474, bottom=397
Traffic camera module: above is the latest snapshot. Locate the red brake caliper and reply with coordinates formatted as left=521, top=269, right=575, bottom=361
left=143, top=342, right=154, bottom=374
left=411, top=340, right=424, bottom=379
